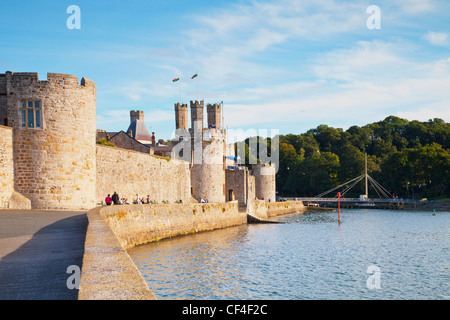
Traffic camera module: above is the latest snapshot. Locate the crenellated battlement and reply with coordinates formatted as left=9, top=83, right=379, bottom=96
left=2, top=72, right=96, bottom=90
left=130, top=110, right=144, bottom=122
left=190, top=100, right=204, bottom=108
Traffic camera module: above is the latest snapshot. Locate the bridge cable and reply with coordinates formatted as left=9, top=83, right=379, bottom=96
left=367, top=175, right=391, bottom=198
left=314, top=174, right=365, bottom=198
left=340, top=175, right=365, bottom=197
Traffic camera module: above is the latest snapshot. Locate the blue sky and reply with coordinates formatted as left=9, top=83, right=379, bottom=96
left=1, top=0, right=449, bottom=141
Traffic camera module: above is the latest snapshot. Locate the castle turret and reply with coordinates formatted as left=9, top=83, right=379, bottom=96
left=2, top=72, right=97, bottom=210
left=190, top=100, right=204, bottom=132
left=130, top=110, right=144, bottom=122
left=127, top=110, right=152, bottom=143
left=175, top=102, right=188, bottom=131
left=190, top=139, right=226, bottom=203
left=253, top=163, right=276, bottom=203
left=207, top=103, right=221, bottom=130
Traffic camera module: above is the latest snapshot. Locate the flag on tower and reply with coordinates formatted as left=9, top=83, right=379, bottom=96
left=191, top=73, right=198, bottom=79
left=172, top=77, right=180, bottom=82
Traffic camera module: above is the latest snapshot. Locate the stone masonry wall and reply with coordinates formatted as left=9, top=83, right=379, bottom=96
left=0, top=125, right=14, bottom=208
left=96, top=145, right=191, bottom=205
left=99, top=202, right=246, bottom=250
left=247, top=199, right=305, bottom=220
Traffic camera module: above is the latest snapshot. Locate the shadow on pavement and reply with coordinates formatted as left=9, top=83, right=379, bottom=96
left=0, top=213, right=87, bottom=300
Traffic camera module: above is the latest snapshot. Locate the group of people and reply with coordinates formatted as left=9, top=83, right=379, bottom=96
left=105, top=193, right=212, bottom=205
left=134, top=194, right=152, bottom=204
left=104, top=192, right=155, bottom=206
left=104, top=192, right=130, bottom=205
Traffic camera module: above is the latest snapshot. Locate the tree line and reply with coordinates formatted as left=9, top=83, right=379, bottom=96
left=239, top=116, right=450, bottom=200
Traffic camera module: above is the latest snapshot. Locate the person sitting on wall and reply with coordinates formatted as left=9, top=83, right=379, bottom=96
left=112, top=191, right=120, bottom=205
left=105, top=194, right=112, bottom=206
left=200, top=197, right=208, bottom=203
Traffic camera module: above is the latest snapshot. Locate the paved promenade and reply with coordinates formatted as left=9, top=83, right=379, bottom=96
left=0, top=210, right=87, bottom=300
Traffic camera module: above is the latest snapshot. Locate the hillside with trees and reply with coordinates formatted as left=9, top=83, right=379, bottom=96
left=239, top=116, right=449, bottom=200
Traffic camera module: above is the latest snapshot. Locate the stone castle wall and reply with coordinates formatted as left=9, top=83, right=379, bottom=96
left=0, top=125, right=14, bottom=208
left=3, top=72, right=97, bottom=210
left=225, top=168, right=255, bottom=205
left=96, top=145, right=191, bottom=205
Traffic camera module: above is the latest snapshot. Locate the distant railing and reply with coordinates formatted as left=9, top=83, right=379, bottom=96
left=293, top=197, right=409, bottom=203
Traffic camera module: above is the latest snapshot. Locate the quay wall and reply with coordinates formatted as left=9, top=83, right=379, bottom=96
left=247, top=200, right=305, bottom=220
left=79, top=201, right=302, bottom=299
left=78, top=207, right=157, bottom=300
left=96, top=145, right=192, bottom=206
left=0, top=125, right=14, bottom=208
left=98, top=202, right=246, bottom=250
left=267, top=201, right=306, bottom=217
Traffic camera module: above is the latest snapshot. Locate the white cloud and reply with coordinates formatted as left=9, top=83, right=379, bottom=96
left=423, top=31, right=449, bottom=46
left=221, top=41, right=450, bottom=131
left=395, top=0, right=436, bottom=14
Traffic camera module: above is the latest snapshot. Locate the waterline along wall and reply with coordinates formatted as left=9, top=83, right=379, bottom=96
left=79, top=200, right=305, bottom=299
left=99, top=202, right=246, bottom=250
left=247, top=199, right=305, bottom=220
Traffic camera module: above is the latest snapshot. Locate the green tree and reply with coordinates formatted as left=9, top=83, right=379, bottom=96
left=307, top=124, right=341, bottom=153
left=277, top=142, right=303, bottom=196
left=295, top=152, right=340, bottom=197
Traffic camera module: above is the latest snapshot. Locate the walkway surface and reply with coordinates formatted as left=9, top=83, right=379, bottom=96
left=0, top=210, right=87, bottom=300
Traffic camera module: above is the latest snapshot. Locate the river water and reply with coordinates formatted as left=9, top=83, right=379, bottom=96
left=128, top=209, right=449, bottom=300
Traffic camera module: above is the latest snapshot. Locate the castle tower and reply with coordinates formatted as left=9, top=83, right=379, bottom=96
left=174, top=102, right=188, bottom=131
left=190, top=139, right=226, bottom=203
left=190, top=100, right=204, bottom=132
left=2, top=72, right=97, bottom=210
left=207, top=103, right=221, bottom=130
left=127, top=110, right=152, bottom=143
left=253, top=163, right=276, bottom=202
left=130, top=110, right=144, bottom=122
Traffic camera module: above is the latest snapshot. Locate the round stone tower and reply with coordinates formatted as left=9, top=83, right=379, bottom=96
left=191, top=139, right=225, bottom=203
left=188, top=99, right=225, bottom=203
left=253, top=163, right=276, bottom=202
left=4, top=72, right=96, bottom=210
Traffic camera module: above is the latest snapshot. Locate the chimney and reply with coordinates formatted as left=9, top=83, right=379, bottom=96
left=152, top=132, right=156, bottom=147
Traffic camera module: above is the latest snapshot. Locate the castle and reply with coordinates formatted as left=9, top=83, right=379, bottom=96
left=0, top=72, right=275, bottom=210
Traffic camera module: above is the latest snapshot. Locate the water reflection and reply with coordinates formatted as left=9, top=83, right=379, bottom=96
left=128, top=209, right=450, bottom=300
